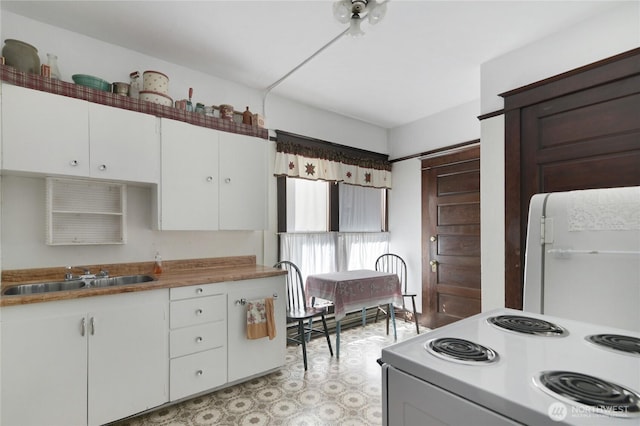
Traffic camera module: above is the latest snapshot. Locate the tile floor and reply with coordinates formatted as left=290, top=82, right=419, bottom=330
left=111, top=318, right=423, bottom=426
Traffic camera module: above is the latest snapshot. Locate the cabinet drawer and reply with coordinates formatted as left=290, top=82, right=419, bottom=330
left=170, top=295, right=226, bottom=329
left=170, top=321, right=226, bottom=358
left=170, top=283, right=224, bottom=301
left=170, top=348, right=226, bottom=402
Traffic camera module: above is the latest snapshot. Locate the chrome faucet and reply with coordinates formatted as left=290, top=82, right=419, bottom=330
left=65, top=266, right=97, bottom=281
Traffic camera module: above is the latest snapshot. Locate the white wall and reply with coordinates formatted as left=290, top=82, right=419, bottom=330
left=0, top=11, right=386, bottom=270
left=479, top=2, right=639, bottom=310
left=389, top=100, right=480, bottom=160
left=386, top=158, right=422, bottom=311
left=479, top=115, right=504, bottom=311
left=481, top=2, right=640, bottom=115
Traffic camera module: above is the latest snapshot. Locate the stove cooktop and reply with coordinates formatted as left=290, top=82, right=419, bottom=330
left=381, top=308, right=640, bottom=425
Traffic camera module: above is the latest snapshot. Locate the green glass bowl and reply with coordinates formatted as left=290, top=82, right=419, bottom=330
left=72, top=74, right=111, bottom=91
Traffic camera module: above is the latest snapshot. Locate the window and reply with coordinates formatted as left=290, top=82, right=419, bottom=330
left=286, top=178, right=328, bottom=232
left=279, top=177, right=389, bottom=279
left=338, top=183, right=386, bottom=232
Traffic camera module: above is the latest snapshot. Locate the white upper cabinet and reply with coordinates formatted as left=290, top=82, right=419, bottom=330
left=159, top=119, right=268, bottom=231
left=159, top=118, right=220, bottom=230
left=89, top=103, right=159, bottom=183
left=1, top=84, right=160, bottom=183
left=1, top=84, right=90, bottom=176
left=219, top=132, right=268, bottom=230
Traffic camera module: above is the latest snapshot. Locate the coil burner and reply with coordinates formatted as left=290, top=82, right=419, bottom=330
left=586, top=334, right=640, bottom=356
left=535, top=371, right=640, bottom=418
left=425, top=337, right=498, bottom=365
left=488, top=315, right=568, bottom=337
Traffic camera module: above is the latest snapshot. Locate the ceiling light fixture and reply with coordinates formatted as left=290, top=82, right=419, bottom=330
left=333, top=0, right=388, bottom=37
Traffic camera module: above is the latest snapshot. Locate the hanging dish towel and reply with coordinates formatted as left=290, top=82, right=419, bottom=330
left=246, top=298, right=276, bottom=340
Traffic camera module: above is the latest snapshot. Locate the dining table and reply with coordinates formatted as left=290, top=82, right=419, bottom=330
left=305, top=269, right=403, bottom=358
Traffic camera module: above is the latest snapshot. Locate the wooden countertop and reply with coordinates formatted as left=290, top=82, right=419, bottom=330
left=1, top=256, right=286, bottom=307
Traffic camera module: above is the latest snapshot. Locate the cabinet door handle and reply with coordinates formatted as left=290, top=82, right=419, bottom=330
left=70, top=160, right=79, bottom=166
left=224, top=178, right=231, bottom=184
left=196, top=336, right=203, bottom=343
left=80, top=317, right=86, bottom=336
left=195, top=309, right=203, bottom=316
left=196, top=370, right=204, bottom=376
left=206, top=176, right=213, bottom=182
left=90, top=317, right=96, bottom=335
left=98, top=164, right=107, bottom=171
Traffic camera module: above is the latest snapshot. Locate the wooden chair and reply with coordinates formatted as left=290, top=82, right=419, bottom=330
left=273, top=261, right=333, bottom=370
left=375, top=253, right=420, bottom=334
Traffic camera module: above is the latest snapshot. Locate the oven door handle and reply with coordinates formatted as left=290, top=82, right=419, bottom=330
left=379, top=359, right=390, bottom=426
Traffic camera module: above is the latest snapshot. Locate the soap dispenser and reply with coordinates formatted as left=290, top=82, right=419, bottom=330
left=153, top=252, right=163, bottom=275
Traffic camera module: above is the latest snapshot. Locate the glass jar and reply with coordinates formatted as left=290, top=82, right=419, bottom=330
left=129, top=71, right=140, bottom=99
left=47, top=53, right=61, bottom=80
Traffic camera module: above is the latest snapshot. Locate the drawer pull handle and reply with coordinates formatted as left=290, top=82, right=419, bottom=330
left=195, top=309, right=203, bottom=315
left=196, top=287, right=203, bottom=294
left=196, top=370, right=203, bottom=376
left=196, top=336, right=203, bottom=343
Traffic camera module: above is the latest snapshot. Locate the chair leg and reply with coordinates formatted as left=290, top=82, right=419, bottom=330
left=321, top=315, right=333, bottom=356
left=385, top=303, right=390, bottom=335
left=299, top=320, right=308, bottom=371
left=390, top=304, right=397, bottom=341
left=411, top=296, right=420, bottom=334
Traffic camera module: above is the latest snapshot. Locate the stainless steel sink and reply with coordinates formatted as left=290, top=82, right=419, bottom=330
left=89, top=274, right=155, bottom=288
left=3, top=280, right=87, bottom=295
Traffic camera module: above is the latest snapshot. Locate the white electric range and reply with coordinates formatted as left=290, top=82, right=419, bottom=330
left=380, top=308, right=640, bottom=425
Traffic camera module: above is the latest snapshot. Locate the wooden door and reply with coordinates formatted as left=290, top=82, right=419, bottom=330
left=421, top=145, right=480, bottom=328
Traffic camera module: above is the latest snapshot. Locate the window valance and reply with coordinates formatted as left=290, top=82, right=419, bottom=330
left=274, top=130, right=392, bottom=189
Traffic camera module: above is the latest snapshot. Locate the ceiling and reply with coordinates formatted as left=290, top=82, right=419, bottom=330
left=1, top=1, right=625, bottom=129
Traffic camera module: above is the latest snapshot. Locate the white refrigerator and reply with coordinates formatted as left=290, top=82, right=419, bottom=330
left=523, top=186, right=640, bottom=332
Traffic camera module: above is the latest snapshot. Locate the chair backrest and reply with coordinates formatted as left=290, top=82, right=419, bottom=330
left=375, top=253, right=408, bottom=293
left=273, top=260, right=307, bottom=313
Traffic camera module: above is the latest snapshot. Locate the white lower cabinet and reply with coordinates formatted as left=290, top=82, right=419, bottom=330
left=0, top=276, right=286, bottom=425
left=0, top=290, right=169, bottom=426
left=169, top=285, right=227, bottom=401
left=227, top=276, right=286, bottom=383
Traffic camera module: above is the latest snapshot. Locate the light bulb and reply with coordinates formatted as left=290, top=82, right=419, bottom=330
left=368, top=1, right=387, bottom=24
left=333, top=0, right=352, bottom=24
left=348, top=15, right=365, bottom=37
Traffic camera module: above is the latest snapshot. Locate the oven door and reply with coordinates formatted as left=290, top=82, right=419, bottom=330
left=382, top=363, right=523, bottom=426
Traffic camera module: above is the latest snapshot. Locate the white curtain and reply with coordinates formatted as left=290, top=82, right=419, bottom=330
left=279, top=232, right=390, bottom=282
left=279, top=233, right=337, bottom=284
left=338, top=232, right=390, bottom=271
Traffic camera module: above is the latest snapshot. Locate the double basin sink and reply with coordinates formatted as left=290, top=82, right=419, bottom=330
left=2, top=275, right=155, bottom=296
